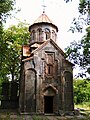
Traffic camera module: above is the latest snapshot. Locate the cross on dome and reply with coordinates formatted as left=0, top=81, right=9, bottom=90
left=42, top=0, right=46, bottom=13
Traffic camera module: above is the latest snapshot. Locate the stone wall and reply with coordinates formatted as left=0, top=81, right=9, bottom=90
left=19, top=40, right=74, bottom=113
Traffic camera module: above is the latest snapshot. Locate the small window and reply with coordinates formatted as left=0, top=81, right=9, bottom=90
left=46, top=34, right=48, bottom=40
left=45, top=28, right=50, bottom=40
left=48, top=65, right=53, bottom=75
left=45, top=52, right=54, bottom=76
left=37, top=28, right=42, bottom=41
left=31, top=30, right=35, bottom=40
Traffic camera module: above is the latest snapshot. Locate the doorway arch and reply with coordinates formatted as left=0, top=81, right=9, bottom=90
left=43, top=85, right=57, bottom=113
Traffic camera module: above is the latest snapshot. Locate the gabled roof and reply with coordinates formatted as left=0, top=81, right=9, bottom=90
left=31, top=39, right=74, bottom=66
left=31, top=39, right=65, bottom=56
left=22, top=39, right=74, bottom=66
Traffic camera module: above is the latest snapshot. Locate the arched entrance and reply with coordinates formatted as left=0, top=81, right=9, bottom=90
left=43, top=85, right=58, bottom=113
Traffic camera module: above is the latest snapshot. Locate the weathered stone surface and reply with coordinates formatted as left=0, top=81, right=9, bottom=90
left=19, top=13, right=74, bottom=114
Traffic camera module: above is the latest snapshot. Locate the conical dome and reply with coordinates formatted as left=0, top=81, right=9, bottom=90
left=29, top=13, right=58, bottom=32
left=29, top=13, right=58, bottom=45
left=34, top=13, right=53, bottom=24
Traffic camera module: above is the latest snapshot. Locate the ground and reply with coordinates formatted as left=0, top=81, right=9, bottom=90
left=0, top=109, right=90, bottom=120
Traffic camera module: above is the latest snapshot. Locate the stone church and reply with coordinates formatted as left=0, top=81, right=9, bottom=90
left=19, top=12, right=74, bottom=114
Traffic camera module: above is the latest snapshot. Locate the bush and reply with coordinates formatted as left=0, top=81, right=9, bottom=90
left=74, top=79, right=90, bottom=104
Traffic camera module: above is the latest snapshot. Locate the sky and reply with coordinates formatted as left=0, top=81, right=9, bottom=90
left=6, top=0, right=84, bottom=51
left=5, top=0, right=87, bottom=77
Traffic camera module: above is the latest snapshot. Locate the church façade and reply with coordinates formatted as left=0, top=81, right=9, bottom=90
left=19, top=12, right=74, bottom=114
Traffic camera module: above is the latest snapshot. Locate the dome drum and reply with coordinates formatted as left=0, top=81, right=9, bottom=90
left=29, top=23, right=57, bottom=44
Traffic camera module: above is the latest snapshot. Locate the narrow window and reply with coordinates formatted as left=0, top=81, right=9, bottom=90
left=48, top=66, right=51, bottom=74
left=48, top=65, right=53, bottom=75
left=37, top=28, right=42, bottom=41
left=46, top=34, right=48, bottom=40
left=31, top=30, right=35, bottom=40
left=45, top=52, right=54, bottom=76
left=45, top=28, right=50, bottom=40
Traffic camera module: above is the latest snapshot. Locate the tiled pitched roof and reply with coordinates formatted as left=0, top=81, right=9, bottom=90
left=31, top=39, right=65, bottom=56
left=29, top=13, right=58, bottom=32
left=34, top=13, right=53, bottom=24
left=22, top=39, right=74, bottom=66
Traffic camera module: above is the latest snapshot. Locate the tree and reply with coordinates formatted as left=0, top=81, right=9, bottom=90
left=64, top=0, right=90, bottom=16
left=64, top=0, right=90, bottom=79
left=0, top=0, right=15, bottom=22
left=0, top=23, right=30, bottom=81
left=64, top=0, right=90, bottom=32
left=65, top=26, right=90, bottom=79
left=74, top=79, right=90, bottom=104
left=0, top=0, right=15, bottom=82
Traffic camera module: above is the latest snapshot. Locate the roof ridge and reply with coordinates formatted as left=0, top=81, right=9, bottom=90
left=31, top=40, right=50, bottom=54
left=31, top=39, right=65, bottom=56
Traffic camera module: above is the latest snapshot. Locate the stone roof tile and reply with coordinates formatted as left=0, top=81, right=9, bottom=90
left=34, top=13, right=53, bottom=24
left=29, top=13, right=58, bottom=32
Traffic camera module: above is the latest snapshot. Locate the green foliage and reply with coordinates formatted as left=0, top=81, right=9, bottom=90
left=0, top=0, right=15, bottom=22
left=69, top=0, right=90, bottom=33
left=65, top=0, right=90, bottom=16
left=75, top=102, right=90, bottom=110
left=0, top=0, right=16, bottom=82
left=0, top=22, right=30, bottom=82
left=79, top=0, right=90, bottom=15
left=65, top=26, right=90, bottom=78
left=74, top=79, right=90, bottom=104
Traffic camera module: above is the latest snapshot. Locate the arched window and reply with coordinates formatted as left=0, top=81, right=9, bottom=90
left=31, top=30, right=35, bottom=40
left=45, top=28, right=50, bottom=40
left=37, top=28, right=42, bottom=41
